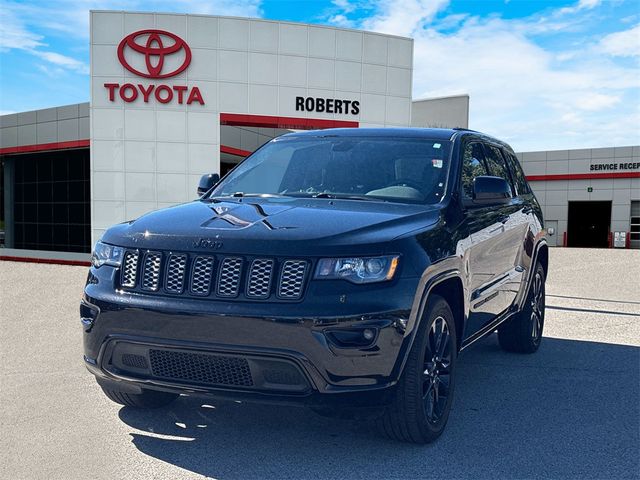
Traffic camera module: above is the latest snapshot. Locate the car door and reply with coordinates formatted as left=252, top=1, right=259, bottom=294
left=459, top=140, right=513, bottom=340
left=481, top=144, right=526, bottom=313
left=502, top=149, right=541, bottom=301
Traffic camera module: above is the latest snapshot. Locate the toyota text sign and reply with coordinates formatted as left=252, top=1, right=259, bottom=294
left=104, top=30, right=204, bottom=105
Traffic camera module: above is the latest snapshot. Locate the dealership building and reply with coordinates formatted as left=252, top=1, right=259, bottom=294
left=0, top=11, right=638, bottom=262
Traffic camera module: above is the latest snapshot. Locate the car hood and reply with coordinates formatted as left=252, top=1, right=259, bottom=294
left=101, top=197, right=441, bottom=256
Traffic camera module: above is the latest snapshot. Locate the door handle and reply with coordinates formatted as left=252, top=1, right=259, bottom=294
left=499, top=216, right=509, bottom=224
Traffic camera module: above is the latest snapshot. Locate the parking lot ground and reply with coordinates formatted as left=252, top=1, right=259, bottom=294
left=0, top=248, right=639, bottom=480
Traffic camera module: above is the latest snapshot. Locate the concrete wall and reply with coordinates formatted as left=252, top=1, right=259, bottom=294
left=0, top=103, right=89, bottom=149
left=411, top=94, right=469, bottom=129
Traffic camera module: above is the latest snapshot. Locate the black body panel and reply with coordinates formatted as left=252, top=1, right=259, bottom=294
left=82, top=128, right=546, bottom=407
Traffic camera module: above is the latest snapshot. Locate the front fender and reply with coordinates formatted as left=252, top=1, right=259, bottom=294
left=389, top=255, right=468, bottom=382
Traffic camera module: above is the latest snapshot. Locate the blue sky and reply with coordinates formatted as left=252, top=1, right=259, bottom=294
left=0, top=0, right=638, bottom=151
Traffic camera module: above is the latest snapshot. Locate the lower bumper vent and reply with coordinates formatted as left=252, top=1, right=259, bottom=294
left=121, top=353, right=148, bottom=370
left=149, top=349, right=254, bottom=387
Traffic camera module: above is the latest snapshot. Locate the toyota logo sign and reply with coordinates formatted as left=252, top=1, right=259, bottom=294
left=117, top=29, right=191, bottom=79
left=106, top=29, right=204, bottom=105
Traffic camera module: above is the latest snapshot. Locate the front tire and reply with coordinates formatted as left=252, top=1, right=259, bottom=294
left=498, top=262, right=546, bottom=353
left=378, top=295, right=457, bottom=443
left=100, top=386, right=178, bottom=408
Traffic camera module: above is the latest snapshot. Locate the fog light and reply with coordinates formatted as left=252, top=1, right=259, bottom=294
left=363, top=328, right=375, bottom=341
left=326, top=327, right=378, bottom=348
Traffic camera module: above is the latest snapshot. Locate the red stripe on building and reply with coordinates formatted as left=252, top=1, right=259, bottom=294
left=220, top=113, right=359, bottom=130
left=221, top=145, right=253, bottom=157
left=0, top=139, right=90, bottom=155
left=526, top=172, right=640, bottom=181
left=0, top=255, right=90, bottom=267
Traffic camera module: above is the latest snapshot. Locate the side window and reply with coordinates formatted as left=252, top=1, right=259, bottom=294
left=461, top=142, right=489, bottom=199
left=504, top=151, right=530, bottom=196
left=484, top=144, right=515, bottom=195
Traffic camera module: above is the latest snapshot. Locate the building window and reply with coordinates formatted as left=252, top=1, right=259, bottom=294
left=12, top=149, right=90, bottom=253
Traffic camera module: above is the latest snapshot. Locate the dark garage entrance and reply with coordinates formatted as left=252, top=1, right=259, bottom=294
left=567, top=201, right=611, bottom=248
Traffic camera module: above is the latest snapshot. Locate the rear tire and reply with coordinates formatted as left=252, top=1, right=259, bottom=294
left=101, top=386, right=178, bottom=408
left=498, top=262, right=546, bottom=354
left=378, top=295, right=457, bottom=443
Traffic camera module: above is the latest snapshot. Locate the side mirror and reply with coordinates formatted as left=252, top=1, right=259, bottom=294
left=197, top=173, right=220, bottom=197
left=472, top=176, right=512, bottom=205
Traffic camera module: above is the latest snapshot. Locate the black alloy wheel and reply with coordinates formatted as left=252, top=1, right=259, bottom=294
left=529, top=269, right=545, bottom=346
left=498, top=261, right=546, bottom=353
left=379, top=294, right=457, bottom=443
left=423, top=315, right=453, bottom=424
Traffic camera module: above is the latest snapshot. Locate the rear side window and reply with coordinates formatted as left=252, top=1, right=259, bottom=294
left=461, top=142, right=489, bottom=199
left=504, top=151, right=531, bottom=196
left=484, top=144, right=515, bottom=195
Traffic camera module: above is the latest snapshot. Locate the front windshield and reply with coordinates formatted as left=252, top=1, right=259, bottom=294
left=208, top=136, right=452, bottom=204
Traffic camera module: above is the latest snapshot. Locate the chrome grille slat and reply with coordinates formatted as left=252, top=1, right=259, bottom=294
left=246, top=259, right=274, bottom=299
left=278, top=260, right=307, bottom=299
left=165, top=254, right=187, bottom=293
left=121, top=251, right=139, bottom=288
left=141, top=252, right=162, bottom=291
left=217, top=257, right=243, bottom=297
left=190, top=256, right=215, bottom=295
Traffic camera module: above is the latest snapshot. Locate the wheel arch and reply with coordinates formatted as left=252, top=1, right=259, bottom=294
left=535, top=241, right=549, bottom=280
left=391, top=266, right=468, bottom=384
left=514, top=238, right=549, bottom=313
left=429, top=277, right=465, bottom=352
left=393, top=256, right=468, bottom=363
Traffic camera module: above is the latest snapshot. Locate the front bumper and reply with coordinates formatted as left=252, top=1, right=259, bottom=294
left=82, top=282, right=415, bottom=407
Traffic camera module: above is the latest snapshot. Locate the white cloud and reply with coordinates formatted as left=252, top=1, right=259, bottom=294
left=329, top=14, right=356, bottom=28
left=579, top=93, right=622, bottom=111
left=332, top=0, right=356, bottom=14
left=360, top=0, right=450, bottom=37
left=32, top=50, right=90, bottom=74
left=327, top=0, right=640, bottom=150
left=558, top=0, right=602, bottom=15
left=0, top=3, right=44, bottom=51
left=596, top=23, right=640, bottom=57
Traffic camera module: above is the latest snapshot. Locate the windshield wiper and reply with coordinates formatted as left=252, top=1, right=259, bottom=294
left=313, top=193, right=386, bottom=202
left=209, top=192, right=289, bottom=199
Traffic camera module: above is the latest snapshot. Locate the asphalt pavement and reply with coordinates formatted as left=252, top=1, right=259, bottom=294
left=0, top=248, right=638, bottom=480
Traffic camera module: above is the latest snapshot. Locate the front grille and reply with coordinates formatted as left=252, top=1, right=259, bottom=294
left=121, top=251, right=139, bottom=288
left=119, top=250, right=308, bottom=301
left=149, top=349, right=253, bottom=387
left=165, top=254, right=187, bottom=293
left=246, top=259, right=274, bottom=299
left=278, top=260, right=308, bottom=299
left=217, top=257, right=243, bottom=297
left=190, top=256, right=215, bottom=295
left=141, top=252, right=162, bottom=291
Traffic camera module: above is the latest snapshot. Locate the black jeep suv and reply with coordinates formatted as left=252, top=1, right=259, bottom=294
left=82, top=128, right=547, bottom=443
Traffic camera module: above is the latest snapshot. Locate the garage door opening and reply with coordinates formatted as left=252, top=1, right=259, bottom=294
left=567, top=201, right=611, bottom=248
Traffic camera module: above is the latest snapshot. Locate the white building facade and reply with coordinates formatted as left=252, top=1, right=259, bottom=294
left=90, top=11, right=415, bottom=244
left=518, top=147, right=640, bottom=248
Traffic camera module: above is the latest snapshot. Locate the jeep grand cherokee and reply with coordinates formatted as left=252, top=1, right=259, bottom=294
left=82, top=128, right=547, bottom=443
